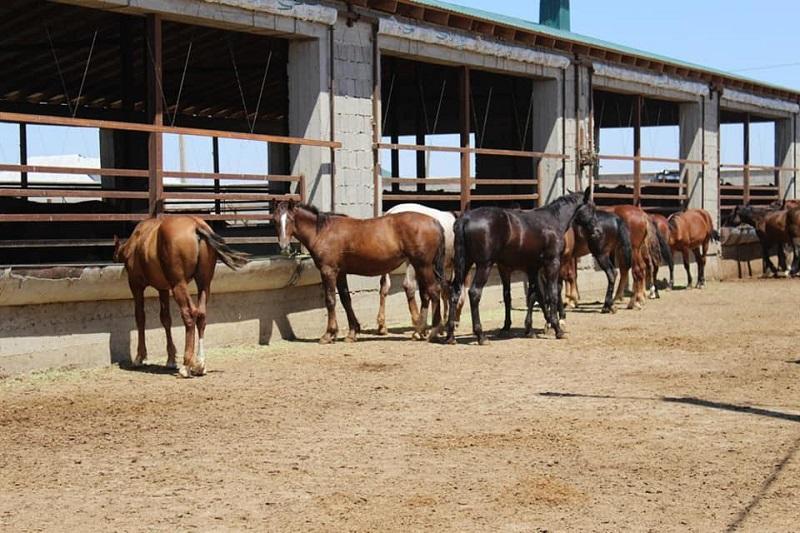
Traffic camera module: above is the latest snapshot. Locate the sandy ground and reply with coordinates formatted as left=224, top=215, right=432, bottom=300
left=1, top=279, right=800, bottom=532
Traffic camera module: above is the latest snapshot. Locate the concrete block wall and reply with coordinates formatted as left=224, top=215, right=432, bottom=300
left=702, top=92, right=721, bottom=221
left=332, top=20, right=375, bottom=218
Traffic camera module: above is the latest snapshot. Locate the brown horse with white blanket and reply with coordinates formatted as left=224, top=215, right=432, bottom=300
left=114, top=216, right=248, bottom=378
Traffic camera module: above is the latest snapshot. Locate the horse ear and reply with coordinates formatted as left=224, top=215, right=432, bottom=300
left=582, top=186, right=592, bottom=204
left=287, top=199, right=296, bottom=210
left=113, top=235, right=120, bottom=249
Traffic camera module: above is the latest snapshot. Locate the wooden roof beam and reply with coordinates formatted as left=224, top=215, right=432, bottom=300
left=423, top=9, right=450, bottom=26
left=368, top=0, right=398, bottom=13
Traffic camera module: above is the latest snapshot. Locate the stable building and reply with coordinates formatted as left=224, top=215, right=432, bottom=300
left=1, top=0, right=798, bottom=373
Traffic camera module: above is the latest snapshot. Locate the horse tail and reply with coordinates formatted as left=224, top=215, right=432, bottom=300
left=655, top=223, right=673, bottom=270
left=616, top=217, right=633, bottom=270
left=196, top=226, right=250, bottom=270
left=710, top=228, right=720, bottom=242
left=433, top=220, right=446, bottom=286
left=452, top=215, right=469, bottom=289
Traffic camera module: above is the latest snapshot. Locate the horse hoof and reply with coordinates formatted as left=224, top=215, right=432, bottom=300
left=558, top=319, right=567, bottom=331
left=131, top=356, right=146, bottom=367
left=601, top=306, right=616, bottom=314
left=178, top=366, right=191, bottom=379
left=165, top=359, right=178, bottom=370
left=344, top=335, right=357, bottom=343
left=192, top=363, right=207, bottom=377
left=477, top=337, right=489, bottom=346
left=319, top=335, right=335, bottom=345
left=556, top=331, right=566, bottom=340
left=377, top=327, right=388, bottom=336
left=524, top=329, right=535, bottom=338
left=497, top=328, right=511, bottom=338
left=445, top=336, right=456, bottom=345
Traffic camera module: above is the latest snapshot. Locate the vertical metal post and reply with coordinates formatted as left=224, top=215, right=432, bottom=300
left=212, top=137, right=221, bottom=215
left=19, top=123, right=27, bottom=188
left=459, top=66, right=471, bottom=212
left=328, top=26, right=336, bottom=213
left=633, top=94, right=642, bottom=206
left=743, top=112, right=750, bottom=204
left=372, top=24, right=382, bottom=216
left=415, top=64, right=426, bottom=194
left=146, top=14, right=163, bottom=218
left=390, top=134, right=399, bottom=193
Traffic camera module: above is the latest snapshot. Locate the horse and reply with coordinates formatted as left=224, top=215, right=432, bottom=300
left=643, top=217, right=666, bottom=300
left=600, top=205, right=651, bottom=310
left=113, top=216, right=249, bottom=378
left=724, top=204, right=800, bottom=277
left=648, top=213, right=675, bottom=291
left=376, top=203, right=468, bottom=338
left=667, top=208, right=718, bottom=288
left=559, top=210, right=633, bottom=315
left=274, top=202, right=446, bottom=343
left=445, top=188, right=598, bottom=345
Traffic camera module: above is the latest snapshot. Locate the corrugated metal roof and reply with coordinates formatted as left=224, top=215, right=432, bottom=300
left=408, top=0, right=800, bottom=98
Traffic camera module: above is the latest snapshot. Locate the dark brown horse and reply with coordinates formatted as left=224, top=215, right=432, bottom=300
left=114, top=216, right=248, bottom=378
left=445, top=189, right=598, bottom=344
left=600, top=205, right=650, bottom=310
left=648, top=213, right=675, bottom=291
left=667, top=208, right=718, bottom=288
left=274, top=202, right=445, bottom=343
left=560, top=210, right=633, bottom=314
left=725, top=205, right=800, bottom=276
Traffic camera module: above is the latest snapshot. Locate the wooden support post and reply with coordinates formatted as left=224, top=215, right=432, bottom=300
left=372, top=25, right=382, bottom=216
left=212, top=137, right=221, bottom=215
left=633, top=94, right=642, bottom=206
left=19, top=123, right=27, bottom=188
left=459, top=66, right=471, bottom=212
left=390, top=134, right=399, bottom=193
left=743, top=112, right=751, bottom=204
left=146, top=14, right=163, bottom=218
left=416, top=64, right=426, bottom=194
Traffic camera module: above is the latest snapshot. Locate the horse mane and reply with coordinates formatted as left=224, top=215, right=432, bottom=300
left=541, top=191, right=582, bottom=214
left=296, top=203, right=349, bottom=232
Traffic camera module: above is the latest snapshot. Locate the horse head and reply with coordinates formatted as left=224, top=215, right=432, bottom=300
left=112, top=235, right=126, bottom=263
left=273, top=200, right=297, bottom=254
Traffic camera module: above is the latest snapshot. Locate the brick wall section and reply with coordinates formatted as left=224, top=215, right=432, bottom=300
left=332, top=20, right=375, bottom=218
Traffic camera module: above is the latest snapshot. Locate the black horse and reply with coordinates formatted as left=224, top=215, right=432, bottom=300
left=444, top=189, right=599, bottom=345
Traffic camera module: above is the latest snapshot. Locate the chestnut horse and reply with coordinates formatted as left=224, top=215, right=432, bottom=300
left=274, top=202, right=445, bottom=343
left=114, top=216, right=248, bottom=378
left=667, top=208, right=718, bottom=288
left=445, top=189, right=598, bottom=344
left=600, top=205, right=650, bottom=310
left=725, top=205, right=800, bottom=276
left=560, top=210, right=633, bottom=314
left=377, top=203, right=468, bottom=338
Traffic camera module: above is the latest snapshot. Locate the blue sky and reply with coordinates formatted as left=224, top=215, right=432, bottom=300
left=1, top=1, right=797, bottom=178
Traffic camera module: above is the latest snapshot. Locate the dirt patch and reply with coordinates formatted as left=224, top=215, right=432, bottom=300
left=2, top=279, right=800, bottom=531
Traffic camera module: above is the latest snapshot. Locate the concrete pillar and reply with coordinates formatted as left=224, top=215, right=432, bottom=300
left=776, top=116, right=795, bottom=200
left=332, top=19, right=375, bottom=218
left=287, top=28, right=332, bottom=211
left=702, top=92, right=720, bottom=222
left=564, top=63, right=592, bottom=193
left=533, top=73, right=564, bottom=204
left=680, top=99, right=703, bottom=210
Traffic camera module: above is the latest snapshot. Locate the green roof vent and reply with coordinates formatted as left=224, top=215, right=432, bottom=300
left=539, top=0, right=570, bottom=31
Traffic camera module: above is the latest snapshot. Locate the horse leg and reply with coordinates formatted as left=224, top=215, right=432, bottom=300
left=615, top=266, right=629, bottom=302
left=172, top=282, right=198, bottom=379
left=627, top=252, right=644, bottom=310
left=761, top=241, right=778, bottom=278
left=598, top=255, right=617, bottom=313
left=499, top=267, right=512, bottom=334
left=778, top=244, right=788, bottom=274
left=336, top=274, right=361, bottom=343
left=193, top=282, right=210, bottom=376
left=681, top=247, right=693, bottom=288
left=694, top=246, right=706, bottom=288
left=415, top=265, right=443, bottom=341
left=376, top=274, right=390, bottom=335
left=468, top=263, right=492, bottom=345
left=130, top=284, right=147, bottom=366
left=454, top=268, right=472, bottom=329
left=158, top=289, right=177, bottom=370
left=540, top=259, right=565, bottom=339
left=404, top=267, right=426, bottom=340
left=320, top=267, right=339, bottom=344
left=523, top=268, right=540, bottom=337
left=790, top=239, right=800, bottom=277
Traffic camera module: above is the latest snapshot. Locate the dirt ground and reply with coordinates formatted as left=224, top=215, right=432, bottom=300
left=2, top=279, right=800, bottom=532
